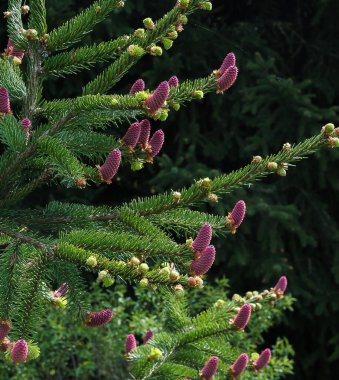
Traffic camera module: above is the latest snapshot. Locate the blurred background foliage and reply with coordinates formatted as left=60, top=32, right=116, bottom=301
left=0, top=0, right=338, bottom=378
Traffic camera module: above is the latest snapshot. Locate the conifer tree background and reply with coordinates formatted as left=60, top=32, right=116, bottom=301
left=0, top=0, right=338, bottom=379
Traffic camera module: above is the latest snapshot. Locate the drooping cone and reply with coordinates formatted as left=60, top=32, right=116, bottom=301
left=54, top=282, right=69, bottom=298
left=85, top=309, right=113, bottom=327
left=0, top=87, right=11, bottom=114
left=10, top=339, right=28, bottom=364
left=192, top=223, right=212, bottom=253
left=145, top=81, right=170, bottom=114
left=149, top=129, right=165, bottom=157
left=6, top=39, right=25, bottom=60
left=217, top=65, right=238, bottom=93
left=98, top=148, right=121, bottom=183
left=0, top=320, right=11, bottom=342
left=273, top=276, right=288, bottom=294
left=217, top=52, right=236, bottom=76
left=199, top=356, right=219, bottom=380
left=138, top=119, right=151, bottom=147
left=122, top=122, right=141, bottom=148
left=168, top=75, right=179, bottom=88
left=190, top=245, right=216, bottom=276
left=253, top=348, right=271, bottom=371
left=125, top=334, right=137, bottom=354
left=130, top=79, right=145, bottom=94
left=143, top=330, right=153, bottom=344
left=233, top=304, right=251, bottom=330
left=230, top=353, right=249, bottom=377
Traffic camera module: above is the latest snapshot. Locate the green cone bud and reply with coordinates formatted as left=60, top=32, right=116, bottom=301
left=150, top=46, right=163, bottom=56
left=199, top=2, right=212, bottom=10
left=277, top=168, right=287, bottom=176
left=162, top=37, right=173, bottom=50
left=128, top=44, right=145, bottom=57
left=267, top=162, right=278, bottom=170
left=86, top=256, right=97, bottom=267
left=134, top=28, right=145, bottom=38
left=139, top=278, right=149, bottom=288
left=139, top=263, right=149, bottom=273
left=192, top=90, right=204, bottom=99
left=102, top=276, right=114, bottom=288
left=143, top=17, right=155, bottom=30
left=131, top=160, right=144, bottom=171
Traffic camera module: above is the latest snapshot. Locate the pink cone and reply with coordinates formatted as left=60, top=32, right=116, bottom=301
left=217, top=65, right=238, bottom=93
left=145, top=81, right=170, bottom=114
left=20, top=118, right=31, bottom=129
left=10, top=339, right=28, bottom=364
left=143, top=330, right=154, bottom=344
left=200, top=356, right=218, bottom=380
left=190, top=245, right=216, bottom=276
left=149, top=130, right=165, bottom=157
left=7, top=39, right=25, bottom=60
left=138, top=119, right=151, bottom=147
left=0, top=87, right=11, bottom=114
left=230, top=353, right=249, bottom=377
left=122, top=122, right=141, bottom=148
left=253, top=348, right=271, bottom=371
left=192, top=223, right=212, bottom=253
left=168, top=75, right=179, bottom=88
left=233, top=304, right=251, bottom=330
left=125, top=334, right=137, bottom=354
left=0, top=320, right=11, bottom=342
left=54, top=283, right=69, bottom=298
left=99, top=148, right=121, bottom=183
left=231, top=200, right=246, bottom=227
left=273, top=276, right=288, bottom=293
left=130, top=79, right=145, bottom=94
left=85, top=309, right=113, bottom=327
left=218, top=52, right=236, bottom=75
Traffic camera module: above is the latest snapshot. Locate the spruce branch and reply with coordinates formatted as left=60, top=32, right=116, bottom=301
left=46, top=0, right=124, bottom=52
left=29, top=0, right=47, bottom=35
left=6, top=0, right=28, bottom=50
left=126, top=133, right=330, bottom=216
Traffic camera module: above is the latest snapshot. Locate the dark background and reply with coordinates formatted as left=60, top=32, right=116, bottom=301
left=1, top=1, right=339, bottom=378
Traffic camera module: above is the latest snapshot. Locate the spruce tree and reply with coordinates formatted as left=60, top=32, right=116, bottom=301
left=0, top=1, right=338, bottom=379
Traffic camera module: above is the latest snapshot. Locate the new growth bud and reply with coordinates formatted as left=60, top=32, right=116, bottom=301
left=253, top=348, right=271, bottom=371
left=200, top=356, right=219, bottom=380
left=233, top=304, right=252, bottom=330
left=128, top=44, right=145, bottom=57
left=125, top=334, right=137, bottom=354
left=230, top=353, right=249, bottom=378
left=98, top=148, right=121, bottom=183
left=162, top=38, right=173, bottom=50
left=150, top=46, right=163, bottom=56
left=143, top=17, right=155, bottom=30
left=86, top=256, right=97, bottom=267
left=252, top=155, right=262, bottom=164
left=85, top=309, right=113, bottom=327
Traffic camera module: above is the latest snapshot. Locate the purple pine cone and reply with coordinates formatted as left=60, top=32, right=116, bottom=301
left=145, top=81, right=170, bottom=114
left=273, top=276, right=288, bottom=293
left=190, top=245, right=216, bottom=276
left=20, top=118, right=31, bottom=130
left=99, top=148, right=121, bottom=183
left=54, top=283, right=69, bottom=298
left=230, top=353, right=249, bottom=377
left=168, top=75, right=179, bottom=88
left=217, top=65, right=238, bottom=93
left=7, top=39, right=25, bottom=60
left=200, top=356, right=219, bottom=380
left=192, top=223, right=212, bottom=253
left=253, top=348, right=271, bottom=371
left=218, top=52, right=236, bottom=75
left=138, top=119, right=151, bottom=147
left=143, top=330, right=154, bottom=344
left=130, top=79, right=145, bottom=94
left=0, top=87, right=11, bottom=114
left=10, top=339, right=28, bottom=364
left=233, top=304, right=251, bottom=330
left=231, top=200, right=246, bottom=227
left=85, top=309, right=113, bottom=327
left=149, top=129, right=165, bottom=157
left=0, top=320, right=11, bottom=342
left=122, top=122, right=141, bottom=148
left=125, top=334, right=137, bottom=354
